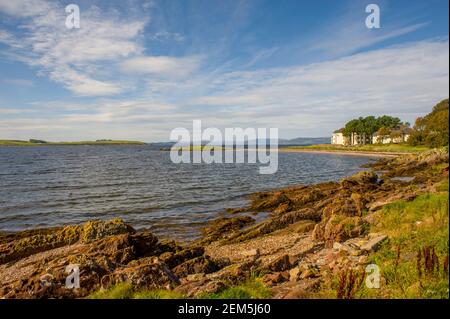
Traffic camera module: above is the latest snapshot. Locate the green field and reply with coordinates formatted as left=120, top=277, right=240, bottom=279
left=0, top=139, right=146, bottom=146
left=282, top=143, right=431, bottom=153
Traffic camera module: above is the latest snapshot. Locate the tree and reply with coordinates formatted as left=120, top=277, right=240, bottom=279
left=376, top=115, right=401, bottom=129
left=409, top=99, right=449, bottom=147
left=375, top=126, right=391, bottom=143
left=342, top=115, right=404, bottom=145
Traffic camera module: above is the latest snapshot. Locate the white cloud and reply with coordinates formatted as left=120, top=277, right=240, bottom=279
left=150, top=31, right=185, bottom=42
left=0, top=1, right=147, bottom=96
left=120, top=56, right=201, bottom=78
left=0, top=13, right=447, bottom=142
left=0, top=108, right=22, bottom=115
left=0, top=0, right=49, bottom=17
left=309, top=22, right=429, bottom=57
left=185, top=39, right=449, bottom=136
left=194, top=94, right=263, bottom=106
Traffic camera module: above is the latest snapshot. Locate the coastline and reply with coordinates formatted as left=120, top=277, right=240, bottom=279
left=0, top=148, right=448, bottom=299
left=0, top=140, right=147, bottom=147
left=277, top=148, right=402, bottom=157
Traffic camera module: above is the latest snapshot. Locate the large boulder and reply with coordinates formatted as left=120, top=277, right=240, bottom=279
left=313, top=216, right=367, bottom=244
left=200, top=216, right=255, bottom=243
left=340, top=171, right=378, bottom=189
left=101, top=257, right=180, bottom=290
left=159, top=246, right=205, bottom=268
left=174, top=279, right=228, bottom=297
left=0, top=219, right=133, bottom=265
left=172, top=256, right=229, bottom=278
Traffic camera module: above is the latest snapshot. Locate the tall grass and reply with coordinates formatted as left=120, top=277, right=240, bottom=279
left=360, top=193, right=449, bottom=298
left=87, top=278, right=271, bottom=299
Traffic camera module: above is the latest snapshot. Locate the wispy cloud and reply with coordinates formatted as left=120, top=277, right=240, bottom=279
left=0, top=1, right=147, bottom=96
left=0, top=1, right=447, bottom=141
left=0, top=0, right=49, bottom=17
left=309, top=22, right=429, bottom=56
left=119, top=56, right=201, bottom=78
left=1, top=39, right=447, bottom=141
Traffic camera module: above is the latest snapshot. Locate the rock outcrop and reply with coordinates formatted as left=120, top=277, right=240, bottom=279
left=0, top=149, right=447, bottom=299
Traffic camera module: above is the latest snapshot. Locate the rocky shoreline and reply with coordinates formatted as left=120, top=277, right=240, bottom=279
left=0, top=149, right=448, bottom=299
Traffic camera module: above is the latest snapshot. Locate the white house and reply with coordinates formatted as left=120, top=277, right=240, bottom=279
left=331, top=129, right=370, bottom=146
left=331, top=131, right=346, bottom=145
left=372, top=133, right=411, bottom=144
left=372, top=125, right=412, bottom=144
left=332, top=127, right=412, bottom=145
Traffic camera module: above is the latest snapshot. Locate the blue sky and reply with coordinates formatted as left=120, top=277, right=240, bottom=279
left=0, top=0, right=448, bottom=141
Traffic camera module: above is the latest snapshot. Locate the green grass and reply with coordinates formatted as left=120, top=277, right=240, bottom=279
left=0, top=139, right=146, bottom=146
left=283, top=143, right=431, bottom=153
left=198, top=279, right=272, bottom=299
left=355, top=192, right=449, bottom=299
left=87, top=283, right=185, bottom=299
left=88, top=283, right=135, bottom=299
left=87, top=278, right=271, bottom=299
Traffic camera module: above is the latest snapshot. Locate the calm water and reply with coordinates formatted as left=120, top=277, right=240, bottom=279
left=0, top=145, right=375, bottom=240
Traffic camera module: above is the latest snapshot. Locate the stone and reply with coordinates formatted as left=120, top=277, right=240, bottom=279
left=201, top=216, right=255, bottom=243
left=243, top=248, right=260, bottom=262
left=323, top=216, right=367, bottom=243
left=159, top=246, right=204, bottom=268
left=79, top=219, right=133, bottom=243
left=250, top=192, right=291, bottom=211
left=174, top=279, right=227, bottom=297
left=172, top=256, right=226, bottom=278
left=360, top=234, right=388, bottom=252
left=0, top=219, right=134, bottom=265
left=332, top=242, right=361, bottom=256
left=262, top=272, right=289, bottom=286
left=102, top=257, right=180, bottom=290
left=298, top=263, right=320, bottom=279
left=265, top=254, right=291, bottom=272
left=292, top=220, right=316, bottom=234
left=185, top=273, right=206, bottom=282
left=340, top=171, right=378, bottom=188
left=289, top=267, right=301, bottom=282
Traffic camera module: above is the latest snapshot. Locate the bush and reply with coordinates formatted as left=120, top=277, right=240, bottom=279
left=409, top=99, right=449, bottom=148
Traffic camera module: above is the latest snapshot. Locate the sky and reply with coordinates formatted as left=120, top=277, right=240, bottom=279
left=0, top=0, right=448, bottom=142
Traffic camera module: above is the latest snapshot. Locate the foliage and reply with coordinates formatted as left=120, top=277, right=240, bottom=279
left=87, top=283, right=186, bottom=299
left=336, top=268, right=365, bottom=299
left=199, top=279, right=272, bottom=299
left=409, top=99, right=449, bottom=147
left=87, top=278, right=271, bottom=299
left=342, top=115, right=405, bottom=145
left=361, top=193, right=449, bottom=298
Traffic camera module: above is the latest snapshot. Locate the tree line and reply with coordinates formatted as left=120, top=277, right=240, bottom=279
left=341, top=115, right=409, bottom=145
left=339, top=98, right=449, bottom=147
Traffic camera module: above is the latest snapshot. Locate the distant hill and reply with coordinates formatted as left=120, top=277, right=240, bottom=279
left=278, top=137, right=330, bottom=146
left=0, top=139, right=146, bottom=146
left=151, top=137, right=331, bottom=149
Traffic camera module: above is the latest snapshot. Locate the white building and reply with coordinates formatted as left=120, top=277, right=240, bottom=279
left=372, top=133, right=410, bottom=144
left=331, top=129, right=369, bottom=146
left=331, top=132, right=346, bottom=145
left=331, top=130, right=411, bottom=145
